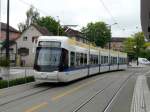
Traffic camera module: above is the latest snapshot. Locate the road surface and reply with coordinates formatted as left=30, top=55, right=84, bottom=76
left=0, top=67, right=149, bottom=112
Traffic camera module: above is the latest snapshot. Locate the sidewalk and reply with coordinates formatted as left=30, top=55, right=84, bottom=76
left=130, top=75, right=150, bottom=112
left=143, top=76, right=150, bottom=112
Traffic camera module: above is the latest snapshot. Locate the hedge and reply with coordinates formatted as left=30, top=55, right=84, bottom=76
left=0, top=76, right=35, bottom=89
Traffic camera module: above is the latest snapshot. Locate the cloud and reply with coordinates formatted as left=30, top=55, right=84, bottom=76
left=1, top=0, right=141, bottom=37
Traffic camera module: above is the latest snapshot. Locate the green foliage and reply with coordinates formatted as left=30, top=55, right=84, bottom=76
left=123, top=32, right=147, bottom=60
left=0, top=76, right=35, bottom=89
left=144, top=42, right=150, bottom=48
left=36, top=16, right=65, bottom=35
left=0, top=58, right=9, bottom=67
left=134, top=32, right=145, bottom=49
left=18, top=6, right=65, bottom=35
left=81, top=21, right=111, bottom=47
left=139, top=49, right=150, bottom=60
left=0, top=80, right=8, bottom=89
left=123, top=38, right=135, bottom=55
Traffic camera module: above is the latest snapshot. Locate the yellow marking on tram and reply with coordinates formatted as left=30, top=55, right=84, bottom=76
left=25, top=102, right=48, bottom=112
left=51, top=78, right=102, bottom=101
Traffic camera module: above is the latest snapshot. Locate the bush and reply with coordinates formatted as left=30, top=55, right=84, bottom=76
left=0, top=80, right=8, bottom=89
left=0, top=76, right=35, bottom=89
left=0, top=58, right=10, bottom=67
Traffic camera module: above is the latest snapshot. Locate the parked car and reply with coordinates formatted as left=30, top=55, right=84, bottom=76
left=138, top=58, right=150, bottom=65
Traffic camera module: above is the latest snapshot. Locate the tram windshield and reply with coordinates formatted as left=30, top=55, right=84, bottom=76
left=34, top=47, right=62, bottom=72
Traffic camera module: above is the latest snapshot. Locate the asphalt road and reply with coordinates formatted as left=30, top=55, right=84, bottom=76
left=0, top=67, right=149, bottom=112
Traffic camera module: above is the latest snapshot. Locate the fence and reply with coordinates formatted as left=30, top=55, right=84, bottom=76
left=0, top=67, right=35, bottom=87
left=0, top=53, right=17, bottom=66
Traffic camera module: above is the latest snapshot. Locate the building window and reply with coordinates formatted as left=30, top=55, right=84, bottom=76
left=23, top=36, right=28, bottom=41
left=18, top=48, right=29, bottom=56
left=32, top=36, right=38, bottom=43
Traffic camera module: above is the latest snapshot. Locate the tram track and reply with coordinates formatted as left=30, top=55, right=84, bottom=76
left=102, top=72, right=134, bottom=112
left=0, top=69, right=137, bottom=112
left=0, top=74, right=109, bottom=108
left=70, top=72, right=135, bottom=112
left=0, top=85, right=53, bottom=107
left=0, top=82, right=38, bottom=98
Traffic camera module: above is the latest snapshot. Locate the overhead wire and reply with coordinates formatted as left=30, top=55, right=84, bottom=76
left=19, top=0, right=126, bottom=32
left=18, top=0, right=63, bottom=23
left=18, top=0, right=50, bottom=16
left=18, top=0, right=79, bottom=28
left=98, top=0, right=125, bottom=32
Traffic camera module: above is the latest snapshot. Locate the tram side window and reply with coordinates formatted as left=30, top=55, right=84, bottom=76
left=119, top=57, right=125, bottom=64
left=90, top=55, right=92, bottom=65
left=125, top=58, right=127, bottom=64
left=113, top=57, right=117, bottom=64
left=90, top=55, right=98, bottom=65
left=95, top=55, right=98, bottom=64
left=104, top=56, right=106, bottom=64
left=101, top=56, right=104, bottom=64
left=104, top=56, right=107, bottom=64
left=75, top=53, right=88, bottom=67
left=61, top=49, right=68, bottom=69
left=107, top=56, right=109, bottom=63
left=76, top=53, right=80, bottom=66
left=84, top=54, right=87, bottom=65
left=119, top=58, right=121, bottom=64
left=80, top=53, right=84, bottom=66
left=111, top=57, right=113, bottom=65
left=123, top=58, right=126, bottom=64
left=70, top=52, right=75, bottom=67
left=120, top=58, right=122, bottom=64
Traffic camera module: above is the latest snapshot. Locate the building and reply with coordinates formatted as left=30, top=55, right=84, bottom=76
left=141, top=0, right=150, bottom=39
left=105, top=37, right=127, bottom=51
left=16, top=24, right=52, bottom=66
left=64, top=27, right=88, bottom=43
left=0, top=22, right=20, bottom=65
left=0, top=22, right=20, bottom=41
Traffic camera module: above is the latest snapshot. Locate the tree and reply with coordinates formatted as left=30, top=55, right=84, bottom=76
left=25, top=6, right=40, bottom=27
left=81, top=22, right=111, bottom=47
left=123, top=32, right=145, bottom=60
left=123, top=37, right=136, bottom=59
left=18, top=6, right=40, bottom=32
left=36, top=16, right=65, bottom=35
left=134, top=32, right=145, bottom=50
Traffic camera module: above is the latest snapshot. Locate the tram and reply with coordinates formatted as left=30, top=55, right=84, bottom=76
left=33, top=36, right=127, bottom=82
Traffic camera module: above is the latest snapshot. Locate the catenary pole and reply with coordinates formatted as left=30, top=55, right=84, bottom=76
left=6, top=0, right=10, bottom=61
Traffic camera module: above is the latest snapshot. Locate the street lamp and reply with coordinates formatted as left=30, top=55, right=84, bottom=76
left=57, top=16, right=60, bottom=36
left=107, top=23, right=118, bottom=70
left=107, top=22, right=118, bottom=49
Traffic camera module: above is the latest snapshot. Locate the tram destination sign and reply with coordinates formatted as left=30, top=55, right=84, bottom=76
left=38, top=41, right=61, bottom=48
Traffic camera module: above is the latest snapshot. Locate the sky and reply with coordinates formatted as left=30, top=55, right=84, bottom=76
left=0, top=0, right=142, bottom=37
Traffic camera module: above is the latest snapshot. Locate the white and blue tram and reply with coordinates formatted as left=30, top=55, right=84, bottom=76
left=33, top=36, right=127, bottom=82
